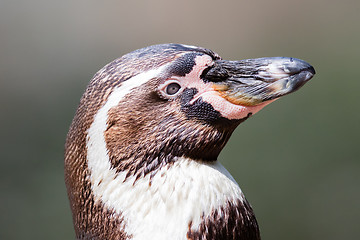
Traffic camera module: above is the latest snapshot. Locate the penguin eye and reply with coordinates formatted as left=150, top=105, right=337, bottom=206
left=166, top=82, right=181, bottom=95
left=158, top=80, right=183, bottom=99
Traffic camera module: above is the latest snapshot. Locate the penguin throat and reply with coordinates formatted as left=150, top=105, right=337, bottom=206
left=105, top=115, right=238, bottom=182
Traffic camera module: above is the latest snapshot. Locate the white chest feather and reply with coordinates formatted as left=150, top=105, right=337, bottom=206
left=90, top=157, right=244, bottom=240
left=86, top=67, right=245, bottom=240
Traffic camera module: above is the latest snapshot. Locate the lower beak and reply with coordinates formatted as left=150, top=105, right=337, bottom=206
left=205, top=57, right=315, bottom=106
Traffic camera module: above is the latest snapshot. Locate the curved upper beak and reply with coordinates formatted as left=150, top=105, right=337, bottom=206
left=203, top=57, right=315, bottom=106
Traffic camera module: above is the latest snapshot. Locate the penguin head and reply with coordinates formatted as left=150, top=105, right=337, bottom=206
left=70, top=44, right=314, bottom=181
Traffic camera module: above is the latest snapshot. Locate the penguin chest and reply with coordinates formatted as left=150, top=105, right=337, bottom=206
left=89, top=157, right=244, bottom=240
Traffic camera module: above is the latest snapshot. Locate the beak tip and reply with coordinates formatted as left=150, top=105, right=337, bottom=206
left=283, top=58, right=315, bottom=88
left=308, top=65, right=316, bottom=75
left=283, top=57, right=315, bottom=76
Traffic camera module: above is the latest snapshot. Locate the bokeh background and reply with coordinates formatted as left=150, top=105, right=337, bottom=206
left=1, top=0, right=359, bottom=239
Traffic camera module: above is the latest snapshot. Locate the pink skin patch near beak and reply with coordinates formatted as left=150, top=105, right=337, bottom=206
left=196, top=92, right=275, bottom=120
left=173, top=55, right=275, bottom=120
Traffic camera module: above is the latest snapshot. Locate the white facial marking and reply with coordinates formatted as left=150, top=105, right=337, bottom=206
left=86, top=63, right=245, bottom=239
left=86, top=64, right=167, bottom=203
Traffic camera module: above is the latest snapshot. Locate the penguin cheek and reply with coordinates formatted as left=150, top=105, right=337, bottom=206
left=181, top=97, right=222, bottom=123
left=179, top=88, right=221, bottom=123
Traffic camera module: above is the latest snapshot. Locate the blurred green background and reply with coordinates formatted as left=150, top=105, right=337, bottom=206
left=1, top=0, right=359, bottom=239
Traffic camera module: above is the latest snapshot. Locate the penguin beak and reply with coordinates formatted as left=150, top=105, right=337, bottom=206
left=204, top=57, right=315, bottom=106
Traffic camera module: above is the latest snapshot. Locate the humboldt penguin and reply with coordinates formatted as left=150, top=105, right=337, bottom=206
left=65, top=43, right=315, bottom=240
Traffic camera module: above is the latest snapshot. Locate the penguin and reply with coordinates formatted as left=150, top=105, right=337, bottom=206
left=64, top=43, right=315, bottom=240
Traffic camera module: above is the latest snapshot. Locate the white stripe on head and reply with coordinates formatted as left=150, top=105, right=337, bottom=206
left=86, top=64, right=244, bottom=239
left=87, top=64, right=168, bottom=200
